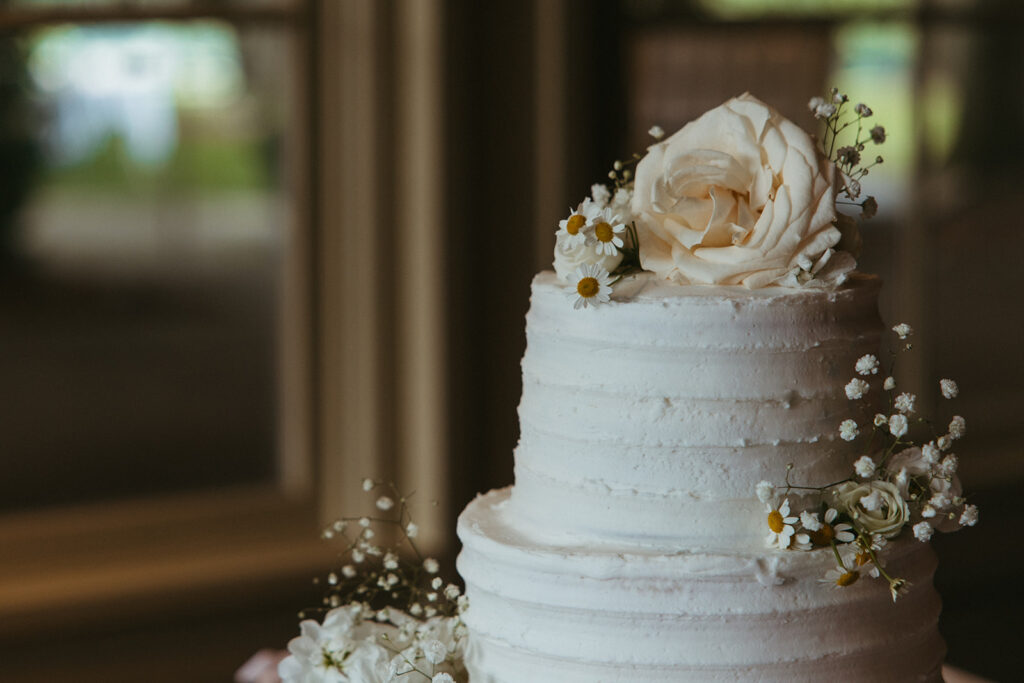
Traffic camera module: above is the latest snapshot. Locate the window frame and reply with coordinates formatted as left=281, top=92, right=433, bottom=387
left=0, top=0, right=327, bottom=638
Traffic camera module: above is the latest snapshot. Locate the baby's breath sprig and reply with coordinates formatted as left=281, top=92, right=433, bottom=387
left=303, top=479, right=464, bottom=623
left=756, top=322, right=977, bottom=600
left=809, top=87, right=886, bottom=218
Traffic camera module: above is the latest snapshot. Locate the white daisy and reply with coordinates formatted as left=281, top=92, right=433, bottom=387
left=765, top=499, right=808, bottom=549
left=810, top=507, right=856, bottom=545
left=556, top=206, right=590, bottom=249
left=821, top=564, right=860, bottom=588
left=569, top=264, right=613, bottom=310
left=590, top=207, right=627, bottom=256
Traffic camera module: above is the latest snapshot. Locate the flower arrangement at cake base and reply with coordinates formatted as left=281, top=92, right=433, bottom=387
left=277, top=480, right=468, bottom=683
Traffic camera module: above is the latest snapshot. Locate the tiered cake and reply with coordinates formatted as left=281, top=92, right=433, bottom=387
left=456, top=94, right=951, bottom=682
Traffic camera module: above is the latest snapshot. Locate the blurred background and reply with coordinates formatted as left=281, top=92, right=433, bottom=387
left=0, top=0, right=1019, bottom=680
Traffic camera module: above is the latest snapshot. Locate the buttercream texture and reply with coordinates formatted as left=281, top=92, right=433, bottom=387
left=456, top=271, right=945, bottom=682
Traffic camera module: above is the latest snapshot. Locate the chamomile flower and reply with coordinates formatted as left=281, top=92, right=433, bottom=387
left=569, top=264, right=613, bottom=310
left=821, top=561, right=860, bottom=588
left=809, top=507, right=856, bottom=545
left=590, top=208, right=627, bottom=256
left=557, top=206, right=591, bottom=248
left=765, top=499, right=808, bottom=550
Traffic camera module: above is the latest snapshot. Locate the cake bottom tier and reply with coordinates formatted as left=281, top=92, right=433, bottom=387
left=457, top=488, right=946, bottom=683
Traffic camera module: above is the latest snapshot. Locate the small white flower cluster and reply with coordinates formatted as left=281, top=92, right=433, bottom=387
left=555, top=154, right=648, bottom=309
left=278, top=602, right=467, bottom=683
left=285, top=481, right=469, bottom=682
left=759, top=323, right=977, bottom=600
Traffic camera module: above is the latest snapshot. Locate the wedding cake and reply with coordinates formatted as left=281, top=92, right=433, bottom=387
left=456, top=93, right=974, bottom=682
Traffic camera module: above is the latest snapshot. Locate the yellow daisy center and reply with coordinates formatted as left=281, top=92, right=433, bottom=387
left=810, top=524, right=835, bottom=546
left=594, top=222, right=614, bottom=243
left=855, top=551, right=871, bottom=567
left=566, top=214, right=585, bottom=235
left=576, top=277, right=600, bottom=298
left=836, top=571, right=859, bottom=587
left=767, top=510, right=785, bottom=533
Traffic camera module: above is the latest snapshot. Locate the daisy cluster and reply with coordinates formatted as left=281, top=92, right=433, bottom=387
left=279, top=480, right=468, bottom=683
left=553, top=129, right=660, bottom=309
left=756, top=323, right=977, bottom=601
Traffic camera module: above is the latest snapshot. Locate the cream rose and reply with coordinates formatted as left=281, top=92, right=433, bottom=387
left=631, top=93, right=853, bottom=288
left=834, top=480, right=909, bottom=538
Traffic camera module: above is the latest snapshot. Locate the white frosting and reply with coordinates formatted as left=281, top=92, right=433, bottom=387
left=456, top=270, right=945, bottom=682
left=459, top=489, right=944, bottom=683
left=508, top=270, right=882, bottom=550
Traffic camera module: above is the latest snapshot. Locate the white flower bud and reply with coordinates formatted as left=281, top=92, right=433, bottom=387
left=959, top=504, right=979, bottom=527
left=948, top=415, right=966, bottom=439
left=854, top=455, right=875, bottom=478
left=845, top=378, right=869, bottom=400
left=888, top=414, right=908, bottom=438
left=800, top=511, right=823, bottom=531
left=894, top=392, right=916, bottom=414
left=913, top=521, right=934, bottom=542
left=940, top=378, right=959, bottom=399
left=855, top=354, right=879, bottom=375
